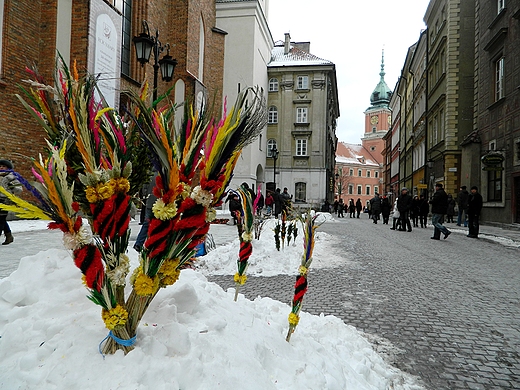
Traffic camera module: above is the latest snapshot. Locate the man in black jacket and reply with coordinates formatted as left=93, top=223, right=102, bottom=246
left=429, top=183, right=451, bottom=240
left=396, top=187, right=413, bottom=232
left=467, top=186, right=483, bottom=238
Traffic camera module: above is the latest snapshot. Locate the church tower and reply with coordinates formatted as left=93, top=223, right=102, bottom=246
left=362, top=51, right=392, bottom=164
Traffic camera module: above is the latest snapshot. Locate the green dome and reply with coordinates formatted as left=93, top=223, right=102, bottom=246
left=369, top=51, right=392, bottom=108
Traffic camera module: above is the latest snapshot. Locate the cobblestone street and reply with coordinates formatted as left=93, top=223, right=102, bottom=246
left=1, top=217, right=519, bottom=389
left=209, top=217, right=520, bottom=390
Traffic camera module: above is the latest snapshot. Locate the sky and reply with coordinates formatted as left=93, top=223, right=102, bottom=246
left=0, top=217, right=424, bottom=390
left=267, top=0, right=431, bottom=144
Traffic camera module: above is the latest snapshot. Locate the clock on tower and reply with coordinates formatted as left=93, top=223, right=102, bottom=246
left=370, top=115, right=379, bottom=125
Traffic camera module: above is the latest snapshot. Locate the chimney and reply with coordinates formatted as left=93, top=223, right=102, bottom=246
left=284, top=32, right=291, bottom=55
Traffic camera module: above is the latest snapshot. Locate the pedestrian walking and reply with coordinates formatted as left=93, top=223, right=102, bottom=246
left=366, top=200, right=372, bottom=219
left=411, top=195, right=420, bottom=227
left=397, top=187, right=412, bottom=232
left=456, top=186, right=469, bottom=227
left=227, top=192, right=242, bottom=225
left=381, top=196, right=391, bottom=224
left=333, top=199, right=339, bottom=215
left=0, top=159, right=22, bottom=245
left=281, top=187, right=292, bottom=213
left=418, top=194, right=429, bottom=228
left=348, top=199, right=355, bottom=218
left=429, top=183, right=451, bottom=240
left=355, top=198, right=362, bottom=218
left=389, top=198, right=401, bottom=230
left=369, top=193, right=381, bottom=224
left=337, top=198, right=344, bottom=218
left=467, top=186, right=483, bottom=238
left=446, top=194, right=456, bottom=223
left=265, top=191, right=274, bottom=215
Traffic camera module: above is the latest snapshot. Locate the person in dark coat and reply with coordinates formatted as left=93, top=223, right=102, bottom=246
left=380, top=196, right=391, bottom=224
left=337, top=198, right=344, bottom=218
left=410, top=195, right=420, bottom=227
left=348, top=199, right=355, bottom=218
left=355, top=198, right=362, bottom=218
left=396, top=187, right=413, bottom=232
left=467, top=186, right=483, bottom=238
left=429, top=183, right=451, bottom=240
left=369, top=193, right=381, bottom=224
left=418, top=194, right=429, bottom=228
left=456, top=186, right=469, bottom=227
left=273, top=188, right=283, bottom=218
left=333, top=199, right=339, bottom=215
left=226, top=192, right=241, bottom=225
left=446, top=194, right=456, bottom=223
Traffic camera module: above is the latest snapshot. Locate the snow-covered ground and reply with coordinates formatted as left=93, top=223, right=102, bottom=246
left=0, top=216, right=425, bottom=389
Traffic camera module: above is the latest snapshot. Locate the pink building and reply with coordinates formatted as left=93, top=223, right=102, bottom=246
left=335, top=53, right=391, bottom=208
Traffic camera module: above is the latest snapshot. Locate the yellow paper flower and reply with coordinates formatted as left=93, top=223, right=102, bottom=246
left=206, top=208, right=217, bottom=223
left=134, top=273, right=159, bottom=296
left=111, top=177, right=130, bottom=194
left=298, top=265, right=308, bottom=276
left=179, top=183, right=191, bottom=199
left=241, top=232, right=253, bottom=243
left=234, top=273, right=247, bottom=285
left=102, top=304, right=129, bottom=330
left=152, top=198, right=178, bottom=220
left=288, top=312, right=300, bottom=326
left=158, top=258, right=181, bottom=286
left=85, top=182, right=115, bottom=203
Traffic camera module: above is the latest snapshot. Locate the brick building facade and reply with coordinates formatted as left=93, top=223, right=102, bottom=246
left=0, top=0, right=224, bottom=177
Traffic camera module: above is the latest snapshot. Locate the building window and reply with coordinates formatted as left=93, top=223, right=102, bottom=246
left=375, top=171, right=379, bottom=178
left=268, top=106, right=278, bottom=124
left=267, top=139, right=277, bottom=157
left=514, top=138, right=520, bottom=165
left=488, top=169, right=502, bottom=202
left=349, top=168, right=354, bottom=176
left=366, top=170, right=371, bottom=178
left=296, top=139, right=307, bottom=156
left=495, top=57, right=505, bottom=102
left=372, top=127, right=376, bottom=133
left=296, top=107, right=308, bottom=123
left=268, top=78, right=279, bottom=92
left=296, top=75, right=309, bottom=90
left=358, top=169, right=362, bottom=177
left=295, top=182, right=306, bottom=203
left=357, top=185, right=362, bottom=195
left=120, top=0, right=132, bottom=77
left=348, top=184, right=353, bottom=195
left=366, top=186, right=370, bottom=196
left=374, top=186, right=379, bottom=194
left=498, top=0, right=505, bottom=13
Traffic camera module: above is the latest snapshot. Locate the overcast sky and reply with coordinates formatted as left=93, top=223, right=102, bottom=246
left=267, top=0, right=430, bottom=144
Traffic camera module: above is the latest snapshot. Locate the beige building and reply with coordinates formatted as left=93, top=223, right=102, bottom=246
left=424, top=0, right=475, bottom=197
left=266, top=33, right=339, bottom=208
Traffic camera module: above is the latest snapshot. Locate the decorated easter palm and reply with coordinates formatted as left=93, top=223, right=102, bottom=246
left=4, top=56, right=267, bottom=355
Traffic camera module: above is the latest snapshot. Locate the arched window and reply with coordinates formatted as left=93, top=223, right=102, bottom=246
left=268, top=78, right=279, bottom=92
left=267, top=139, right=277, bottom=157
left=268, top=106, right=278, bottom=124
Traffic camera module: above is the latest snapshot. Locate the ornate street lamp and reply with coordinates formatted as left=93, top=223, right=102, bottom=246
left=133, top=21, right=177, bottom=101
left=271, top=145, right=279, bottom=189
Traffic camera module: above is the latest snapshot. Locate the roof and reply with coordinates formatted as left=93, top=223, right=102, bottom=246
left=368, top=51, right=392, bottom=109
left=335, top=142, right=380, bottom=167
left=269, top=45, right=333, bottom=67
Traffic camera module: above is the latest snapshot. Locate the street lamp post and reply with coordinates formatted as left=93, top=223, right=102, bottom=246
left=133, top=21, right=178, bottom=102
left=271, top=146, right=279, bottom=190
